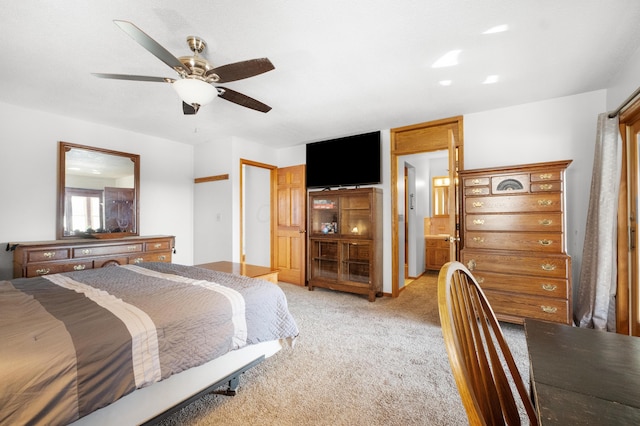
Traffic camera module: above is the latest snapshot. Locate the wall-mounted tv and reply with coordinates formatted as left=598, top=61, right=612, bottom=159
left=306, top=131, right=381, bottom=189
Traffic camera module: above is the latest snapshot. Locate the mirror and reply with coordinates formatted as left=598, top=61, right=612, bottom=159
left=432, top=176, right=450, bottom=216
left=57, top=141, right=140, bottom=239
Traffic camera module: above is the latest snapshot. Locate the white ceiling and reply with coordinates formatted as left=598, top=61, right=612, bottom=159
left=1, top=1, right=640, bottom=149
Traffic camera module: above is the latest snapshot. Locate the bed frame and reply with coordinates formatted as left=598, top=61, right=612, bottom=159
left=71, top=340, right=284, bottom=425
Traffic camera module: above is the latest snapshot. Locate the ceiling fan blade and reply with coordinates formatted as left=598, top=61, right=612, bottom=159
left=206, top=58, right=274, bottom=83
left=217, top=87, right=272, bottom=113
left=113, top=20, right=190, bottom=75
left=92, top=73, right=175, bottom=83
left=182, top=102, right=199, bottom=115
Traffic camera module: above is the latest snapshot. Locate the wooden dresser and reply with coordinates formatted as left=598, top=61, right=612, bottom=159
left=459, top=160, right=572, bottom=324
left=12, top=235, right=175, bottom=278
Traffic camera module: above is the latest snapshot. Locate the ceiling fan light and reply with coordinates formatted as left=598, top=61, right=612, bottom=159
left=172, top=78, right=218, bottom=107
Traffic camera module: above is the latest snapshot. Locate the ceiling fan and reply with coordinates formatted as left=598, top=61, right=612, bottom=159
left=93, top=20, right=274, bottom=114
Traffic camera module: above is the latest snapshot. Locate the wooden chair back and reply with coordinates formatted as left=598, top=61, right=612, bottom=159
left=437, top=261, right=537, bottom=425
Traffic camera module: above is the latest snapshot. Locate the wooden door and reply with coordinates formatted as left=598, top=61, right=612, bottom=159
left=276, top=165, right=306, bottom=285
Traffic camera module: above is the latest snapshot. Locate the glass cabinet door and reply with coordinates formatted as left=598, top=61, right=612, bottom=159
left=341, top=241, right=371, bottom=283
left=311, top=240, right=339, bottom=280
left=310, top=196, right=339, bottom=235
left=339, top=194, right=371, bottom=238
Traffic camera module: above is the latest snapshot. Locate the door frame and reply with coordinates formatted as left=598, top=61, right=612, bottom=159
left=390, top=116, right=464, bottom=297
left=239, top=158, right=277, bottom=267
left=618, top=98, right=640, bottom=335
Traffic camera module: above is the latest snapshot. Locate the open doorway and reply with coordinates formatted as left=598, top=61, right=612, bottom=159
left=401, top=150, right=449, bottom=286
left=240, top=159, right=276, bottom=267
left=390, top=117, right=464, bottom=297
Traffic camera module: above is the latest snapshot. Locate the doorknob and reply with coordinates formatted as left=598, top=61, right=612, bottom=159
left=299, top=229, right=307, bottom=233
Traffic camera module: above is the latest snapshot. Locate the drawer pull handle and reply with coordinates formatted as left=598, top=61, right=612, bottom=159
left=541, top=306, right=558, bottom=314
left=539, top=173, right=553, bottom=180
left=133, top=257, right=144, bottom=264
left=539, top=219, right=553, bottom=226
left=539, top=239, right=553, bottom=246
left=73, top=265, right=86, bottom=271
left=471, top=188, right=483, bottom=194
left=473, top=237, right=485, bottom=243
left=542, top=284, right=557, bottom=292
left=127, top=246, right=138, bottom=251
left=472, top=179, right=481, bottom=185
left=43, top=252, right=56, bottom=259
left=467, top=259, right=476, bottom=271
left=82, top=249, right=92, bottom=255
left=36, top=268, right=50, bottom=275
left=539, top=184, right=553, bottom=190
left=158, top=255, right=166, bottom=261
left=154, top=243, right=162, bottom=249
left=473, top=219, right=485, bottom=225
left=472, top=202, right=484, bottom=208
left=538, top=199, right=553, bottom=206
left=541, top=263, right=556, bottom=271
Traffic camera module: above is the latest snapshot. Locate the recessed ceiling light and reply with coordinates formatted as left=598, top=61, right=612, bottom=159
left=432, top=50, right=461, bottom=68
left=439, top=80, right=452, bottom=86
left=483, top=24, right=509, bottom=34
left=482, top=75, right=499, bottom=84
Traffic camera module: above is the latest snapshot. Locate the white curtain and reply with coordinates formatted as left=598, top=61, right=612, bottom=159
left=575, top=112, right=622, bottom=331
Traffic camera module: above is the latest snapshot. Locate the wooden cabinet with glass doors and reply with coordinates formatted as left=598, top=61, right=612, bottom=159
left=308, top=188, right=382, bottom=301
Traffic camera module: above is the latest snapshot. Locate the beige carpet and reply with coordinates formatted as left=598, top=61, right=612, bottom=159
left=158, top=272, right=529, bottom=425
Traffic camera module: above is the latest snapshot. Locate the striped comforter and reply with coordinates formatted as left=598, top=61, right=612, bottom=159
left=0, top=263, right=299, bottom=425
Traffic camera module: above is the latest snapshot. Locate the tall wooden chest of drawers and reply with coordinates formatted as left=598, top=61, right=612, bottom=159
left=459, top=160, right=572, bottom=325
left=12, top=235, right=175, bottom=278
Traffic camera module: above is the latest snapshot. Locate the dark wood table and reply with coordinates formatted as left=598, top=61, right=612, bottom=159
left=524, top=318, right=640, bottom=425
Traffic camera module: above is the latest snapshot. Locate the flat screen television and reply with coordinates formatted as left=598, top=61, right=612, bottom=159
left=306, top=131, right=381, bottom=189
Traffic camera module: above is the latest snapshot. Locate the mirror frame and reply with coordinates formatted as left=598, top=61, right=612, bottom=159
left=57, top=141, right=140, bottom=239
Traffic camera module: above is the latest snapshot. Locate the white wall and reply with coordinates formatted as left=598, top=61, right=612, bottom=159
left=464, top=90, right=607, bottom=294
left=0, top=102, right=194, bottom=279
left=193, top=136, right=280, bottom=265
left=193, top=140, right=233, bottom=264
left=606, top=42, right=640, bottom=112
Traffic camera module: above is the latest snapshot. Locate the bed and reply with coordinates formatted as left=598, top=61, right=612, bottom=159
left=0, top=262, right=299, bottom=425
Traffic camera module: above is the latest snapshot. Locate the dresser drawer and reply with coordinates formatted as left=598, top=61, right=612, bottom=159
left=465, top=212, right=563, bottom=232
left=530, top=170, right=564, bottom=182
left=146, top=240, right=172, bottom=251
left=461, top=249, right=569, bottom=278
left=531, top=181, right=562, bottom=192
left=465, top=186, right=490, bottom=196
left=73, top=243, right=144, bottom=258
left=129, top=251, right=172, bottom=264
left=26, top=261, right=93, bottom=277
left=491, top=174, right=530, bottom=194
left=484, top=290, right=570, bottom=324
left=465, top=231, right=564, bottom=253
left=465, top=193, right=562, bottom=213
left=473, top=270, right=569, bottom=298
left=463, top=177, right=490, bottom=187
left=94, top=257, right=129, bottom=268
left=27, top=248, right=70, bottom=262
